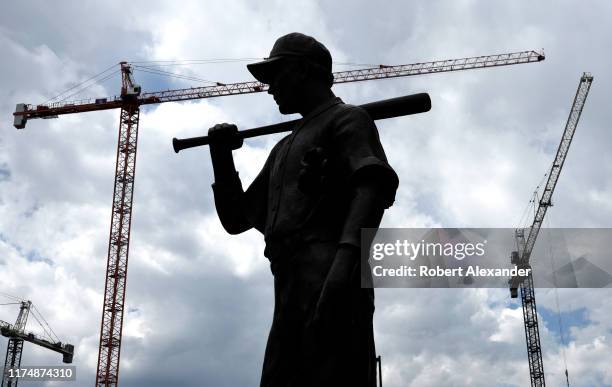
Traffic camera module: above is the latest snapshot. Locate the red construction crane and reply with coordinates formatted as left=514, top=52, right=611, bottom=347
left=1, top=299, right=74, bottom=387
left=509, top=72, right=593, bottom=387
left=13, top=50, right=544, bottom=386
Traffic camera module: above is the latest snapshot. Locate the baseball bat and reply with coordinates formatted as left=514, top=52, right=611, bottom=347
left=172, top=92, right=431, bottom=153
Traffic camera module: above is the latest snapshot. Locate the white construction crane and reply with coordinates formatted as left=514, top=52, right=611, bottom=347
left=509, top=72, right=593, bottom=387
left=1, top=297, right=74, bottom=387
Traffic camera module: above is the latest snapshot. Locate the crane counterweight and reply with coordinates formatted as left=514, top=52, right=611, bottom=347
left=13, top=104, right=26, bottom=129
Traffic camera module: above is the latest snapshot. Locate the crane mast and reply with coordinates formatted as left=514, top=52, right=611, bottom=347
left=12, top=50, right=545, bottom=386
left=94, top=63, right=141, bottom=386
left=509, top=73, right=593, bottom=387
left=1, top=301, right=29, bottom=387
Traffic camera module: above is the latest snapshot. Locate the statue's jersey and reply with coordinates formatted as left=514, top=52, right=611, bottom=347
left=238, top=97, right=398, bottom=261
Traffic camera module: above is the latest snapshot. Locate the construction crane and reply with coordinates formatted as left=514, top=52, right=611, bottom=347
left=1, top=299, right=74, bottom=387
left=509, top=72, right=593, bottom=387
left=12, top=50, right=544, bottom=386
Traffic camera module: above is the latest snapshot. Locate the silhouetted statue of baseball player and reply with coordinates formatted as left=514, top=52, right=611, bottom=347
left=207, top=32, right=398, bottom=387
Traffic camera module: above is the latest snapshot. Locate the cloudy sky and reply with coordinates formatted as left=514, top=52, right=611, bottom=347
left=1, top=1, right=612, bottom=386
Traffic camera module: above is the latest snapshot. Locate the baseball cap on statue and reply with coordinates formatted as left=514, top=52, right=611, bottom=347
left=247, top=32, right=332, bottom=84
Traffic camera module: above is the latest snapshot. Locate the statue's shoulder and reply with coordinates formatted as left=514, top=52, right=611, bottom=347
left=279, top=132, right=292, bottom=142
left=272, top=133, right=292, bottom=150
left=328, top=101, right=374, bottom=126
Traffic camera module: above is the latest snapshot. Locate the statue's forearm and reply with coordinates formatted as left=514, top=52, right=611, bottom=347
left=338, top=181, right=386, bottom=250
left=209, top=148, right=252, bottom=234
left=323, top=181, right=386, bottom=285
left=210, top=147, right=238, bottom=183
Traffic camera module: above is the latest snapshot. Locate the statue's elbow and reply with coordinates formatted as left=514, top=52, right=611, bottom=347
left=225, top=225, right=245, bottom=235
left=220, top=218, right=250, bottom=235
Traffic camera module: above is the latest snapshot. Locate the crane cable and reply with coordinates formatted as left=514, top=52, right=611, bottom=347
left=128, top=57, right=262, bottom=65
left=132, top=65, right=218, bottom=85
left=0, top=292, right=61, bottom=343
left=130, top=60, right=380, bottom=85
left=31, top=304, right=60, bottom=343
left=55, top=70, right=121, bottom=103
left=0, top=292, right=22, bottom=302
left=38, top=57, right=385, bottom=107
left=128, top=57, right=379, bottom=67
left=516, top=172, right=550, bottom=230
left=42, top=62, right=120, bottom=104
left=544, top=214, right=570, bottom=386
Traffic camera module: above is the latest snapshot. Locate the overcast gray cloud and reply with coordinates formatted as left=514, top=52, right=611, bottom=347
left=1, top=1, right=612, bottom=386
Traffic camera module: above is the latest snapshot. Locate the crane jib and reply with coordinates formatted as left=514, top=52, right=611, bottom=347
left=13, top=50, right=544, bottom=128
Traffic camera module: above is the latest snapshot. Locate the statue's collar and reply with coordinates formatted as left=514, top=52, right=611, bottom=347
left=299, top=97, right=343, bottom=126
